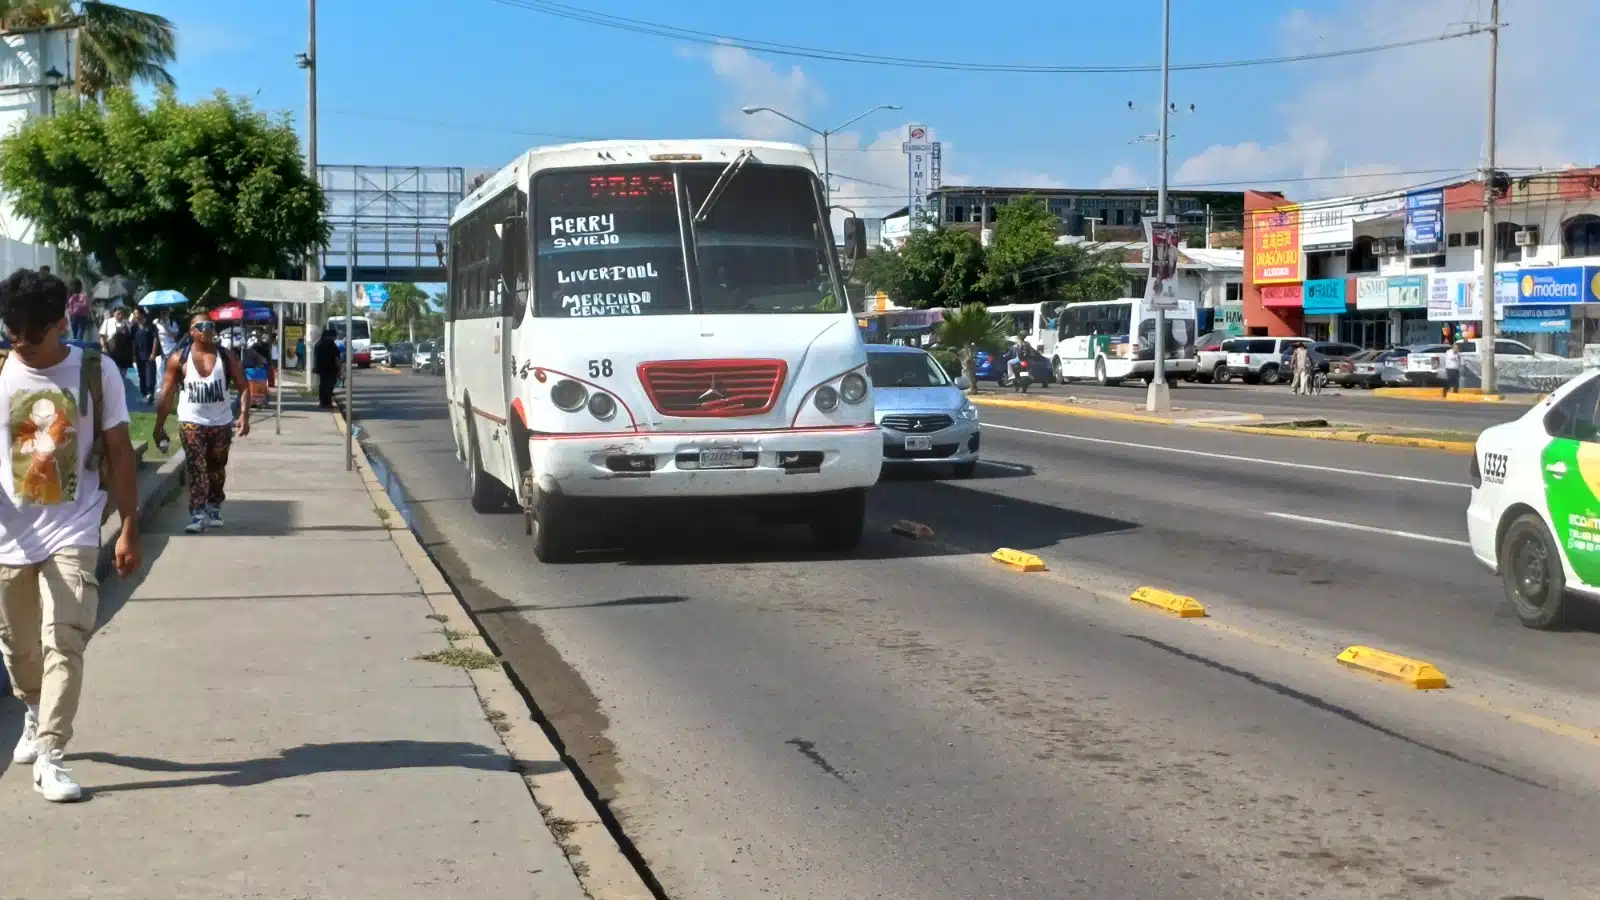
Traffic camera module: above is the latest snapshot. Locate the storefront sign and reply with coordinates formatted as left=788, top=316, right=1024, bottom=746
left=1427, top=270, right=1500, bottom=321
left=1355, top=276, right=1388, bottom=310
left=1496, top=271, right=1519, bottom=312
left=1302, top=279, right=1348, bottom=315
left=1405, top=189, right=1444, bottom=256
left=1387, top=274, right=1425, bottom=309
left=1251, top=206, right=1301, bottom=284
left=1300, top=203, right=1353, bottom=252
left=1514, top=266, right=1600, bottom=304
left=1501, top=304, right=1571, bottom=333
left=1260, top=284, right=1303, bottom=308
left=1220, top=305, right=1245, bottom=335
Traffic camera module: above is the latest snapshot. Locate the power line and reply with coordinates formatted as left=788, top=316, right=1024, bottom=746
left=487, top=0, right=1491, bottom=74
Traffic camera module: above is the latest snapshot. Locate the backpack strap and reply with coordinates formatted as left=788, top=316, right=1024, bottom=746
left=79, top=346, right=107, bottom=476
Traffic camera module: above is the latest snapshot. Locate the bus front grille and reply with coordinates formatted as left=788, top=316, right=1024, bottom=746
left=638, top=359, right=788, bottom=418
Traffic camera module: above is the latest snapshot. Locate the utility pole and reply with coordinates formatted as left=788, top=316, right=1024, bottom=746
left=1146, top=0, right=1173, bottom=412
left=298, top=0, right=319, bottom=389
left=1478, top=0, right=1501, bottom=395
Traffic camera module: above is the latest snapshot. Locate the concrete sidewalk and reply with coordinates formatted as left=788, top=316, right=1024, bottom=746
left=0, top=401, right=589, bottom=900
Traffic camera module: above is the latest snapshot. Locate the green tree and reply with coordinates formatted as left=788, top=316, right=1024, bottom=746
left=0, top=88, right=328, bottom=305
left=380, top=282, right=429, bottom=344
left=981, top=196, right=1129, bottom=307
left=1, top=2, right=177, bottom=99
left=934, top=303, right=1011, bottom=392
left=898, top=226, right=988, bottom=309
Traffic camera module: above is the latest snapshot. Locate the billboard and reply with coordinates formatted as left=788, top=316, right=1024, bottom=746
left=903, top=125, right=934, bottom=222
left=1251, top=206, right=1301, bottom=284
left=1404, top=189, right=1444, bottom=256
left=354, top=283, right=388, bottom=310
left=1300, top=203, right=1353, bottom=253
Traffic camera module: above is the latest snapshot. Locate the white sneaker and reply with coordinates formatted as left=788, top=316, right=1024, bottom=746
left=33, top=749, right=82, bottom=802
left=185, top=512, right=207, bottom=534
left=205, top=504, right=224, bottom=528
left=12, top=708, right=38, bottom=764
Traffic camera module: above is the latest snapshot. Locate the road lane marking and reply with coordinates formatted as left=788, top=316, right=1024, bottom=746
left=1264, top=511, right=1470, bottom=547
left=983, top=422, right=1466, bottom=488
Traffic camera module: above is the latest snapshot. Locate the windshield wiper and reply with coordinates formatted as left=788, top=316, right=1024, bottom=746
left=693, top=149, right=755, bottom=225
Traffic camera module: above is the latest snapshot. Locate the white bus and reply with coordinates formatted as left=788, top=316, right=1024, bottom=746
left=1052, top=297, right=1198, bottom=386
left=445, top=139, right=881, bottom=562
left=325, top=315, right=374, bottom=368
left=986, top=302, right=1064, bottom=357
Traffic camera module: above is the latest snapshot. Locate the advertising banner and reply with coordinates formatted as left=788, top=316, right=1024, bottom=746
left=1404, top=189, right=1444, bottom=256
left=903, top=125, right=933, bottom=223
left=1502, top=304, right=1572, bottom=333
left=1513, top=266, right=1600, bottom=305
left=1300, top=203, right=1354, bottom=253
left=1386, top=274, right=1425, bottom=309
left=1427, top=274, right=1454, bottom=319
left=1355, top=276, right=1388, bottom=310
left=1302, top=278, right=1348, bottom=315
left=1144, top=217, right=1181, bottom=310
left=1251, top=206, right=1301, bottom=284
left=354, top=283, right=388, bottom=310
left=1427, top=271, right=1500, bottom=321
left=1260, top=284, right=1303, bottom=308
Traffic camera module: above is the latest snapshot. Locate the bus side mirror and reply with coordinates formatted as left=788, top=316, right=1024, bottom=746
left=842, top=217, right=867, bottom=260
left=498, top=216, right=525, bottom=286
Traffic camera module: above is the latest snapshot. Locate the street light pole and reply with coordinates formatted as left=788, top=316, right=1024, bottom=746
left=344, top=230, right=354, bottom=471
left=742, top=104, right=902, bottom=203
left=1478, top=0, right=1501, bottom=395
left=298, top=0, right=319, bottom=389
left=1146, top=0, right=1173, bottom=412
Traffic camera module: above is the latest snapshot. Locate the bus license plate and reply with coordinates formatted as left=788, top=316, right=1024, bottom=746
left=904, top=436, right=933, bottom=451
left=698, top=449, right=748, bottom=469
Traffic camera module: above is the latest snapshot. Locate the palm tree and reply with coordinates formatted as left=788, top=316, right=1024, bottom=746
left=380, top=283, right=428, bottom=345
left=934, top=303, right=1011, bottom=392
left=0, top=1, right=176, bottom=100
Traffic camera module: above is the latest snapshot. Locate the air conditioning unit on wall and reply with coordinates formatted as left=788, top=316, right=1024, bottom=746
left=1514, top=227, right=1539, bottom=247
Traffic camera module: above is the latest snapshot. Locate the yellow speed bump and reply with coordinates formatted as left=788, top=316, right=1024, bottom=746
left=1336, top=645, right=1448, bottom=690
left=890, top=520, right=935, bottom=540
left=991, top=548, right=1046, bottom=572
left=1129, top=586, right=1207, bottom=618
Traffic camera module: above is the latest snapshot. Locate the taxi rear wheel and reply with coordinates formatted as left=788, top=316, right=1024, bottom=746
left=1500, top=513, right=1570, bottom=630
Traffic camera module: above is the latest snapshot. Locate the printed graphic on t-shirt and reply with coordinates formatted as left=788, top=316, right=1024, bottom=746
left=9, top=388, right=79, bottom=506
left=185, top=374, right=227, bottom=405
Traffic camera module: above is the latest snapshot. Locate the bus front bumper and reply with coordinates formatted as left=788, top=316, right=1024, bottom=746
left=530, top=425, right=883, bottom=499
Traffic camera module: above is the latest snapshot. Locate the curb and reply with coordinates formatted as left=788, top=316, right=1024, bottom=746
left=1192, top=422, right=1477, bottom=454
left=968, top=394, right=1215, bottom=426
left=1371, top=387, right=1507, bottom=403
left=97, top=450, right=186, bottom=581
left=335, top=412, right=654, bottom=900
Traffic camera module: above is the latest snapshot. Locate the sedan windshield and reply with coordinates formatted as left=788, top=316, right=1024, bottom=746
left=868, top=351, right=950, bottom=388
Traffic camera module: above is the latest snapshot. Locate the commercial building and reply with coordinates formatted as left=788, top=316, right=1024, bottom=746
left=929, top=184, right=1245, bottom=246
left=0, top=24, right=72, bottom=270
left=1241, top=168, right=1600, bottom=355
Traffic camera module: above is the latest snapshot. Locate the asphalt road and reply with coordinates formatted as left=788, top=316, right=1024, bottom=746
left=1035, top=379, right=1529, bottom=432
left=355, top=371, right=1600, bottom=900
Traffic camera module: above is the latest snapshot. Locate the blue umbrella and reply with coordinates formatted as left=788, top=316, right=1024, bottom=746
left=138, top=289, right=190, bottom=308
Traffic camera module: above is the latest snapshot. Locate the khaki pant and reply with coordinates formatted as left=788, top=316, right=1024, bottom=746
left=0, top=547, right=99, bottom=753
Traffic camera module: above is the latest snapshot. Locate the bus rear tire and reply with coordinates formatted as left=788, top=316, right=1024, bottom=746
left=468, top=423, right=514, bottom=514
left=532, top=498, right=577, bottom=564
left=811, top=489, right=866, bottom=554
left=1095, top=359, right=1109, bottom=386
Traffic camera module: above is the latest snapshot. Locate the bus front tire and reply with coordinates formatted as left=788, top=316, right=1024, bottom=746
left=532, top=498, right=577, bottom=564
left=1094, top=359, right=1109, bottom=386
left=1500, top=513, right=1570, bottom=630
left=811, top=489, right=866, bottom=554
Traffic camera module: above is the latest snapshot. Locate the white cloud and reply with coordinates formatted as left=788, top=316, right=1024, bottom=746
left=694, top=44, right=826, bottom=141
left=1099, top=164, right=1146, bottom=189
left=1168, top=0, right=1600, bottom=198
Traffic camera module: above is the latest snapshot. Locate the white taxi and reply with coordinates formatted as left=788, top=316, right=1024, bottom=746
left=1467, top=368, right=1600, bottom=628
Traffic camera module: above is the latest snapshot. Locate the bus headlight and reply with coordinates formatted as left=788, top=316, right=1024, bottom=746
left=813, top=385, right=839, bottom=412
left=550, top=379, right=588, bottom=412
left=587, top=391, right=617, bottom=421
left=839, top=373, right=868, bottom=404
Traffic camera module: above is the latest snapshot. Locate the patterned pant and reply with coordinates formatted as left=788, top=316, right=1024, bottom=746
left=179, top=423, right=233, bottom=512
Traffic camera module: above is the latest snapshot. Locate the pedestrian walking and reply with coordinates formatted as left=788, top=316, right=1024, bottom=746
left=0, top=268, right=141, bottom=803
left=152, top=315, right=250, bottom=534
left=1443, top=341, right=1463, bottom=398
left=131, top=307, right=161, bottom=404
left=65, top=279, right=90, bottom=342
left=98, top=306, right=134, bottom=386
left=313, top=328, right=341, bottom=409
left=1290, top=343, right=1312, bottom=395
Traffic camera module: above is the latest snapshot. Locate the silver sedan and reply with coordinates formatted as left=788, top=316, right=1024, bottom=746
left=866, top=345, right=980, bottom=478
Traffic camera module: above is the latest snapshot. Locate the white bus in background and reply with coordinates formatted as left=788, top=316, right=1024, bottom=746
left=1052, top=297, right=1198, bottom=386
left=325, top=315, right=375, bottom=368
left=987, top=301, right=1064, bottom=357
left=445, top=139, right=881, bottom=562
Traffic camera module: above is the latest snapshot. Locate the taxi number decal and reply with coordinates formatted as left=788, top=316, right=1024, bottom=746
left=1483, top=451, right=1508, bottom=483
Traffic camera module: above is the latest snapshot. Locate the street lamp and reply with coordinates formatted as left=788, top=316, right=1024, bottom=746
left=42, top=66, right=64, bottom=116
left=742, top=104, right=902, bottom=204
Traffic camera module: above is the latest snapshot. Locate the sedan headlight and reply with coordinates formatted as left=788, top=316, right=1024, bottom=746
left=958, top=401, right=979, bottom=421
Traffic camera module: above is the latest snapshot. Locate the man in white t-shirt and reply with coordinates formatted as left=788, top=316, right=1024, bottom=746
left=0, top=269, right=141, bottom=803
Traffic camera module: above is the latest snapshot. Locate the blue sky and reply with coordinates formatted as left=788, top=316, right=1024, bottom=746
left=144, top=0, right=1598, bottom=219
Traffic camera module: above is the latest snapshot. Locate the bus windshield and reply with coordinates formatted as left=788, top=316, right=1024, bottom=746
left=326, top=318, right=371, bottom=341
left=533, top=164, right=839, bottom=318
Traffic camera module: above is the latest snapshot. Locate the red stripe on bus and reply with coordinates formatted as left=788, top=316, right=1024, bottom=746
left=527, top=424, right=878, bottom=441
